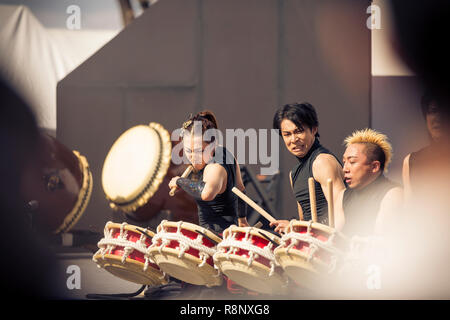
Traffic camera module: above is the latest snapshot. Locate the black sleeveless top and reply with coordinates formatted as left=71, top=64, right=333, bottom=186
left=290, top=139, right=341, bottom=224
left=194, top=146, right=238, bottom=233
left=342, top=174, right=398, bottom=237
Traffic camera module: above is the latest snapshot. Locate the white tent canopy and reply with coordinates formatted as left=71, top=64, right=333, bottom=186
left=0, top=4, right=119, bottom=130
left=0, top=5, right=73, bottom=130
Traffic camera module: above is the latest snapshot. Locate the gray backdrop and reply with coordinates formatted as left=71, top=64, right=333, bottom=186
left=57, top=0, right=371, bottom=232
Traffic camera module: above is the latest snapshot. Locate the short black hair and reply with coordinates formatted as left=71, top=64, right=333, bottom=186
left=421, top=89, right=441, bottom=118
left=273, top=102, right=320, bottom=137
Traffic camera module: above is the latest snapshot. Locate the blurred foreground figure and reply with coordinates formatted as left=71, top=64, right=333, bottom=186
left=381, top=0, right=450, bottom=298
left=0, top=78, right=65, bottom=299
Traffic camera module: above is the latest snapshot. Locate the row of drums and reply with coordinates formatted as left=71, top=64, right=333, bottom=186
left=92, top=219, right=359, bottom=295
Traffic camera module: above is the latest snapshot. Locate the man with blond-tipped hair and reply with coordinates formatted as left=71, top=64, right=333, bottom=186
left=335, top=128, right=403, bottom=236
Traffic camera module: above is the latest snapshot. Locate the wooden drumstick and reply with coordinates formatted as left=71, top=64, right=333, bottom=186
left=232, top=187, right=276, bottom=223
left=253, top=221, right=263, bottom=229
left=327, top=178, right=335, bottom=228
left=308, top=177, right=318, bottom=222
left=169, top=165, right=194, bottom=196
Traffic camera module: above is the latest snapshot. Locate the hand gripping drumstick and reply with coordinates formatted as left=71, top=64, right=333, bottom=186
left=232, top=187, right=276, bottom=223
left=169, top=165, right=194, bottom=196
left=308, top=177, right=318, bottom=223
left=327, top=178, right=335, bottom=228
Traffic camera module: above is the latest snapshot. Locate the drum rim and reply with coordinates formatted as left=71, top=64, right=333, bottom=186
left=93, top=253, right=167, bottom=286
left=214, top=253, right=288, bottom=294
left=102, top=122, right=172, bottom=213
left=214, top=251, right=283, bottom=276
left=105, top=222, right=156, bottom=238
left=54, top=150, right=93, bottom=234
left=223, top=225, right=281, bottom=245
left=158, top=220, right=223, bottom=244
left=286, top=219, right=348, bottom=240
left=274, top=246, right=328, bottom=270
left=147, top=246, right=223, bottom=286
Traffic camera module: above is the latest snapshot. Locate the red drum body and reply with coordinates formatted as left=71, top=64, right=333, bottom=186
left=274, top=220, right=348, bottom=289
left=214, top=226, right=288, bottom=295
left=93, top=222, right=168, bottom=286
left=148, top=220, right=223, bottom=287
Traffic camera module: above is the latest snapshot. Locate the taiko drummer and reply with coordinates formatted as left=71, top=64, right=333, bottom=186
left=168, top=111, right=250, bottom=233
left=270, top=103, right=346, bottom=232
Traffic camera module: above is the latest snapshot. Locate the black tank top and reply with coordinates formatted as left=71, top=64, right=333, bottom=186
left=290, top=139, right=340, bottom=224
left=194, top=146, right=238, bottom=233
left=342, top=174, right=398, bottom=236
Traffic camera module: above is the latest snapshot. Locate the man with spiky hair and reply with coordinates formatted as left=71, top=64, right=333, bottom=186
left=335, top=129, right=403, bottom=236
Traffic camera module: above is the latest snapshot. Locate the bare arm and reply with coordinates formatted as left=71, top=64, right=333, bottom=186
left=402, top=154, right=412, bottom=202
left=374, top=186, right=403, bottom=235
left=312, top=154, right=346, bottom=229
left=334, top=188, right=345, bottom=231
left=201, top=163, right=227, bottom=201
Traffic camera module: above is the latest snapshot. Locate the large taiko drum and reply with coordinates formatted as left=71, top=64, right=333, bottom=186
left=274, top=220, right=348, bottom=290
left=101, top=123, right=198, bottom=224
left=147, top=220, right=223, bottom=287
left=213, top=225, right=288, bottom=295
left=21, top=133, right=93, bottom=234
left=93, top=222, right=168, bottom=286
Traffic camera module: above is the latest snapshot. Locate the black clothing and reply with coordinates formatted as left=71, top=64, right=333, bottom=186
left=290, top=139, right=341, bottom=224
left=342, top=174, right=399, bottom=236
left=194, top=146, right=240, bottom=233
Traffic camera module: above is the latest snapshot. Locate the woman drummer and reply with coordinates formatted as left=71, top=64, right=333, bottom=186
left=270, top=103, right=346, bottom=232
left=168, top=110, right=249, bottom=233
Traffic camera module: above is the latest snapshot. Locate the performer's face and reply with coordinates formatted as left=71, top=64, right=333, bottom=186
left=426, top=103, right=444, bottom=141
left=183, top=133, right=215, bottom=171
left=342, top=143, right=380, bottom=190
left=280, top=119, right=317, bottom=158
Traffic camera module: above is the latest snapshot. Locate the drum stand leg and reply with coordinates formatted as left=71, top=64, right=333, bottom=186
left=86, top=284, right=146, bottom=300
left=144, top=281, right=183, bottom=299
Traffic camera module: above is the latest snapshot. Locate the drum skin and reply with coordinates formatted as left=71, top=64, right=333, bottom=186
left=21, top=132, right=92, bottom=234
left=104, top=128, right=198, bottom=225
left=126, top=161, right=199, bottom=224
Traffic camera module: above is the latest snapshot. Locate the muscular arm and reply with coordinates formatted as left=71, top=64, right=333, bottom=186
left=201, top=163, right=227, bottom=201
left=402, top=154, right=412, bottom=202
left=312, top=154, right=346, bottom=229
left=374, top=186, right=403, bottom=235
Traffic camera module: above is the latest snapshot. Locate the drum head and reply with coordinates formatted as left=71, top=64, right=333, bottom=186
left=102, top=123, right=171, bottom=212
left=93, top=253, right=167, bottom=286
left=148, top=246, right=222, bottom=287
left=214, top=253, right=287, bottom=295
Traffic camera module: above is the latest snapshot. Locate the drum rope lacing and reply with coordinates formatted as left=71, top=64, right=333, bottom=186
left=280, top=220, right=343, bottom=273
left=214, top=226, right=279, bottom=277
left=93, top=222, right=166, bottom=280
left=149, top=220, right=218, bottom=270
